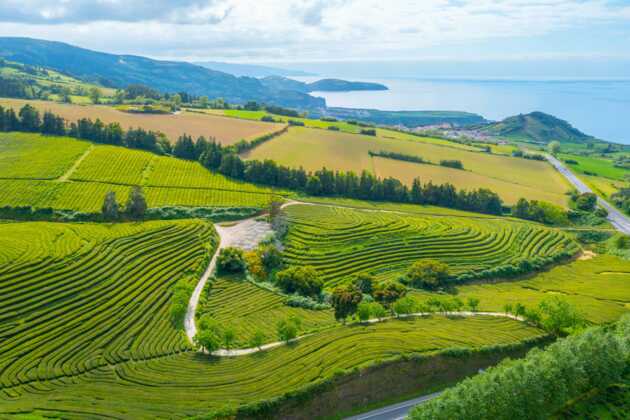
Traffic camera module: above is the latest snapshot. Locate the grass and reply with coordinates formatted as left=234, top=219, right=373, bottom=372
left=282, top=204, right=578, bottom=288
left=296, top=196, right=499, bottom=218
left=0, top=132, right=89, bottom=179
left=0, top=98, right=286, bottom=145
left=245, top=126, right=570, bottom=206
left=581, top=174, right=628, bottom=198
left=197, top=275, right=334, bottom=347
left=411, top=254, right=630, bottom=324
left=0, top=132, right=282, bottom=212
left=0, top=314, right=541, bottom=419
left=559, top=153, right=628, bottom=181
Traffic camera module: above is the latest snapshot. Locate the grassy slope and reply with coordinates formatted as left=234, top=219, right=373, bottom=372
left=245, top=126, right=570, bottom=206
left=282, top=204, right=578, bottom=288
left=411, top=254, right=630, bottom=324
left=559, top=153, right=628, bottom=181
left=0, top=132, right=281, bottom=211
left=0, top=98, right=286, bottom=145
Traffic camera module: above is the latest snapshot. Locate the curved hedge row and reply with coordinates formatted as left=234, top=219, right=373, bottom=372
left=283, top=205, right=579, bottom=287
left=0, top=316, right=543, bottom=418
left=0, top=220, right=217, bottom=390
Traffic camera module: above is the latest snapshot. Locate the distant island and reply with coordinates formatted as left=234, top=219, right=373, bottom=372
left=261, top=76, right=388, bottom=93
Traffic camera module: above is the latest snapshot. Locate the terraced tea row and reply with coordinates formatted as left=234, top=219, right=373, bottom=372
left=198, top=276, right=334, bottom=347
left=283, top=205, right=579, bottom=287
left=0, top=316, right=542, bottom=418
left=0, top=220, right=217, bottom=389
left=0, top=132, right=282, bottom=211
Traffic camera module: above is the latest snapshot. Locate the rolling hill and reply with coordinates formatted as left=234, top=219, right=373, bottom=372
left=0, top=37, right=325, bottom=109
left=481, top=111, right=594, bottom=143
left=261, top=75, right=388, bottom=93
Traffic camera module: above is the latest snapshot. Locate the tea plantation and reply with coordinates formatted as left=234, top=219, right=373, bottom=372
left=283, top=204, right=580, bottom=287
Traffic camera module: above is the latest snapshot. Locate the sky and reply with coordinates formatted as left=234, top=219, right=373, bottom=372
left=0, top=0, right=629, bottom=78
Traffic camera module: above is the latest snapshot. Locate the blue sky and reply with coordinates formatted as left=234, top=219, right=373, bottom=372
left=0, top=0, right=629, bottom=77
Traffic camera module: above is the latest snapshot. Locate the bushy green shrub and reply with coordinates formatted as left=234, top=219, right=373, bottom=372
left=275, top=266, right=323, bottom=297
left=403, top=259, right=450, bottom=289
left=217, top=247, right=247, bottom=274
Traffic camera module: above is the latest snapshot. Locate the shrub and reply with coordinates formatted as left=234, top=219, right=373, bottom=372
left=327, top=126, right=340, bottom=131
left=285, top=294, right=330, bottom=310
left=275, top=266, right=323, bottom=297
left=404, top=259, right=450, bottom=289
left=356, top=302, right=372, bottom=321
left=260, top=115, right=276, bottom=122
left=217, top=247, right=247, bottom=274
left=615, top=235, right=630, bottom=249
left=372, top=281, right=407, bottom=307
left=360, top=128, right=376, bottom=136
left=393, top=296, right=418, bottom=316
left=194, top=316, right=223, bottom=352
left=169, top=279, right=193, bottom=328
left=575, top=192, right=598, bottom=212
left=369, top=302, right=387, bottom=320
left=330, top=285, right=363, bottom=322
left=353, top=272, right=375, bottom=295
left=101, top=191, right=120, bottom=221
left=125, top=186, right=147, bottom=219
left=288, top=119, right=305, bottom=126
left=276, top=317, right=301, bottom=342
left=439, top=160, right=464, bottom=169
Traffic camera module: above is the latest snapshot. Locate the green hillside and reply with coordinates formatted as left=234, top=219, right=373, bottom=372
left=481, top=111, right=594, bottom=143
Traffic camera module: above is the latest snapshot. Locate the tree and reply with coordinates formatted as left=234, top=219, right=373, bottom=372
left=353, top=272, right=375, bottom=295
left=277, top=317, right=300, bottom=343
left=503, top=303, right=513, bottom=315
left=404, top=259, right=450, bottom=289
left=199, top=96, right=209, bottom=108
left=173, top=134, right=196, bottom=160
left=370, top=302, right=387, bottom=320
left=330, top=285, right=363, bottom=323
left=125, top=186, right=147, bottom=219
left=512, top=198, right=530, bottom=219
left=101, top=191, right=119, bottom=221
left=244, top=250, right=265, bottom=280
left=393, top=296, right=418, bottom=317
left=18, top=104, right=40, bottom=131
left=467, top=297, right=480, bottom=312
left=223, top=327, right=236, bottom=350
left=548, top=140, right=561, bottom=155
left=249, top=330, right=266, bottom=349
left=171, top=93, right=182, bottom=109
left=89, top=87, right=102, bottom=104
left=194, top=317, right=223, bottom=352
left=538, top=296, right=584, bottom=336
left=373, top=281, right=407, bottom=308
left=357, top=302, right=372, bottom=322
left=259, top=243, right=283, bottom=272
left=575, top=192, right=597, bottom=212
left=275, top=266, right=323, bottom=297
left=615, top=235, right=629, bottom=249
left=514, top=302, right=527, bottom=318
left=217, top=247, right=247, bottom=274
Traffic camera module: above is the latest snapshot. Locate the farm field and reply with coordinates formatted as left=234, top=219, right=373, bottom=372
left=581, top=173, right=627, bottom=198
left=0, top=219, right=217, bottom=389
left=0, top=98, right=286, bottom=145
left=411, top=254, right=630, bottom=324
left=0, top=132, right=281, bottom=211
left=297, top=196, right=499, bottom=218
left=198, top=276, right=334, bottom=347
left=559, top=152, right=628, bottom=181
left=282, top=204, right=579, bottom=288
left=211, top=109, right=483, bottom=151
left=245, top=126, right=570, bottom=206
left=0, top=312, right=541, bottom=419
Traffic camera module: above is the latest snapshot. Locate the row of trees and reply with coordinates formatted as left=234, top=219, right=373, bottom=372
left=101, top=187, right=148, bottom=221
left=511, top=198, right=569, bottom=225
left=0, top=104, right=171, bottom=155
left=4, top=104, right=505, bottom=215
left=410, top=313, right=628, bottom=420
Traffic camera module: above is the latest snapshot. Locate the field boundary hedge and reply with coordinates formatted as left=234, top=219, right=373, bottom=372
left=0, top=205, right=261, bottom=223
left=193, top=335, right=551, bottom=419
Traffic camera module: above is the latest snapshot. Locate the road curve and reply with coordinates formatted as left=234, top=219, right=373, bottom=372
left=546, top=154, right=630, bottom=234
left=345, top=391, right=442, bottom=420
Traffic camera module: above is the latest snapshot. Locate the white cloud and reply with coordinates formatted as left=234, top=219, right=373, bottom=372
left=0, top=0, right=629, bottom=61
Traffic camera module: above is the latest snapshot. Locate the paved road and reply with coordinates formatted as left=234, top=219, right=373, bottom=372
left=345, top=392, right=442, bottom=420
left=546, top=154, right=630, bottom=234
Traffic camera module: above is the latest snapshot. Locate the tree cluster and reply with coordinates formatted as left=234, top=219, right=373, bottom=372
left=511, top=198, right=569, bottom=225
left=410, top=313, right=629, bottom=420
left=369, top=150, right=425, bottom=164
left=0, top=104, right=171, bottom=155
left=101, top=187, right=147, bottom=221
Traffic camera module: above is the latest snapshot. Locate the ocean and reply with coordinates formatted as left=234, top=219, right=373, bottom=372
left=300, top=77, right=630, bottom=145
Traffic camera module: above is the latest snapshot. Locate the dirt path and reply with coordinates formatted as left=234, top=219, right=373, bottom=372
left=205, top=311, right=526, bottom=357
left=56, top=145, right=93, bottom=182
left=184, top=216, right=273, bottom=343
